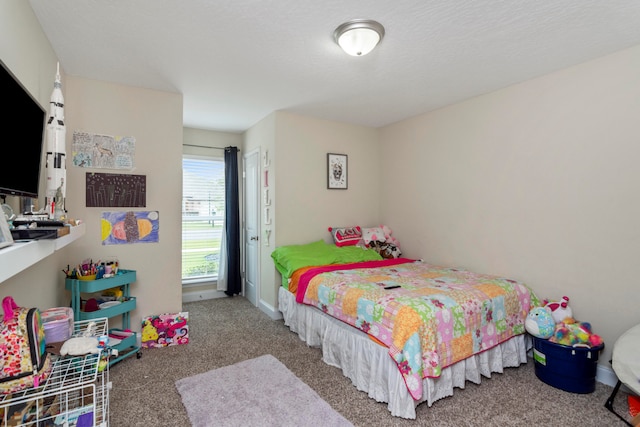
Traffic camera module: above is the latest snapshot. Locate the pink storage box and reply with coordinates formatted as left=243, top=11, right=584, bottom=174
left=42, top=307, right=74, bottom=343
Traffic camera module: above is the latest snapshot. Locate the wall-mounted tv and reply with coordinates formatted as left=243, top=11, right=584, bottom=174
left=0, top=59, right=46, bottom=199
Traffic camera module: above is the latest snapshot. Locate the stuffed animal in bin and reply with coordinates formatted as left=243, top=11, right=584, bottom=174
left=549, top=317, right=604, bottom=348
left=525, top=306, right=556, bottom=339
left=543, top=295, right=573, bottom=323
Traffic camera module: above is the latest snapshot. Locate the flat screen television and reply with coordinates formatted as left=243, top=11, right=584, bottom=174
left=0, top=59, right=46, bottom=199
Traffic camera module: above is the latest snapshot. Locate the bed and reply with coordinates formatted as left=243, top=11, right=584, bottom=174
left=273, top=239, right=538, bottom=419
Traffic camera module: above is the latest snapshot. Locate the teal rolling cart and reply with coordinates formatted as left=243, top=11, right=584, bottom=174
left=65, top=269, right=142, bottom=365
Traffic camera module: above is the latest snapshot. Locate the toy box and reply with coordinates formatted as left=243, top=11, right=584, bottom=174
left=141, top=312, right=189, bottom=348
left=532, top=337, right=604, bottom=393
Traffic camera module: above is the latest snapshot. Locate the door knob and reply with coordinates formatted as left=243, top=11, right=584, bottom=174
left=250, top=236, right=259, bottom=241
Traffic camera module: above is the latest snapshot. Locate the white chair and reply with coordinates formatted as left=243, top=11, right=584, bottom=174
left=605, top=323, right=640, bottom=426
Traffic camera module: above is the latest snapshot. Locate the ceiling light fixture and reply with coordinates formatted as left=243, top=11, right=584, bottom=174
left=333, top=19, right=385, bottom=57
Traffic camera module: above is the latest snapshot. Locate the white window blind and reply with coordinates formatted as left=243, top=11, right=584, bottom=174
left=182, top=155, right=225, bottom=283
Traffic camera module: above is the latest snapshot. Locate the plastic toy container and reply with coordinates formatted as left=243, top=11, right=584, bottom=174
left=41, top=307, right=74, bottom=343
left=532, top=337, right=604, bottom=393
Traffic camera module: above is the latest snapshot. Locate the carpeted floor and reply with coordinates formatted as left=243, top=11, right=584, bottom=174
left=108, top=297, right=634, bottom=426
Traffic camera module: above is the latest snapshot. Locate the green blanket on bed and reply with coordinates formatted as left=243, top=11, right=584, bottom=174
left=271, top=240, right=382, bottom=288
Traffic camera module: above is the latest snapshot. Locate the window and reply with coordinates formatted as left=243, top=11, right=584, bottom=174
left=182, top=155, right=225, bottom=284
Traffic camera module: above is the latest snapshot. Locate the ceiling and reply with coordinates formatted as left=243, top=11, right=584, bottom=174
left=28, top=1, right=640, bottom=134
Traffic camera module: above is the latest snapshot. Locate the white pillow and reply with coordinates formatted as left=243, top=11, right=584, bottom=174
left=361, top=227, right=385, bottom=244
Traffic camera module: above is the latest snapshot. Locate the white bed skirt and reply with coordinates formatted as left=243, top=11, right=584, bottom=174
left=278, top=287, right=530, bottom=419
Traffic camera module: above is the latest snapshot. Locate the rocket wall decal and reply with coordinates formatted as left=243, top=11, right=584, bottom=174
left=45, top=62, right=66, bottom=219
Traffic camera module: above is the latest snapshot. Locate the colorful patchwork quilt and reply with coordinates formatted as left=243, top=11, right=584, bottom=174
left=296, top=259, right=537, bottom=400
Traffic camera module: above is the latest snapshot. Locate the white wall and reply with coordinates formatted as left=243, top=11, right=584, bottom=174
left=0, top=1, right=58, bottom=107
left=274, top=111, right=381, bottom=245
left=260, top=111, right=381, bottom=310
left=0, top=1, right=58, bottom=216
left=1, top=1, right=186, bottom=333
left=379, top=44, right=640, bottom=369
left=184, top=127, right=243, bottom=155
left=0, top=0, right=73, bottom=309
left=62, top=76, right=184, bottom=330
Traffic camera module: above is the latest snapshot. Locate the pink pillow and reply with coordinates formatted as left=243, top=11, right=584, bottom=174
left=328, top=226, right=362, bottom=247
left=381, top=224, right=401, bottom=247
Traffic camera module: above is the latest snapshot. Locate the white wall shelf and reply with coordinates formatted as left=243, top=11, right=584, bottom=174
left=0, top=223, right=85, bottom=283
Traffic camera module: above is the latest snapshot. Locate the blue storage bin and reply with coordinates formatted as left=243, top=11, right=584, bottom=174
left=532, top=337, right=604, bottom=393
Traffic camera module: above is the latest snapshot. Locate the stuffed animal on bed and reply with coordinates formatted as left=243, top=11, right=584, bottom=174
left=525, top=306, right=555, bottom=339
left=367, top=240, right=402, bottom=259
left=361, top=225, right=402, bottom=258
left=380, top=225, right=401, bottom=247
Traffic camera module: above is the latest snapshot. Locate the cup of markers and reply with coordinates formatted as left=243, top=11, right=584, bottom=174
left=63, top=259, right=117, bottom=280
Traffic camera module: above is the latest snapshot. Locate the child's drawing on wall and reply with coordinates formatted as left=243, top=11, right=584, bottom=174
left=101, top=210, right=159, bottom=245
left=72, top=131, right=135, bottom=169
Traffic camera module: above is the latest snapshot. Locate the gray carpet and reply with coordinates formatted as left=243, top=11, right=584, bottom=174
left=108, top=296, right=634, bottom=426
left=175, top=354, right=353, bottom=427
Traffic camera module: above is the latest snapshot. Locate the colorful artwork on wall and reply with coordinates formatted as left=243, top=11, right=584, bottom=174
left=86, top=172, right=146, bottom=207
left=72, top=131, right=136, bottom=170
left=101, top=210, right=159, bottom=245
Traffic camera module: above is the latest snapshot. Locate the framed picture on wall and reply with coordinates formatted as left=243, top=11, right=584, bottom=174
left=327, top=153, right=348, bottom=189
left=0, top=213, right=14, bottom=249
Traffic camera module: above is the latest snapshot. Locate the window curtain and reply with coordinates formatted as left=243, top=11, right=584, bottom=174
left=217, top=146, right=242, bottom=296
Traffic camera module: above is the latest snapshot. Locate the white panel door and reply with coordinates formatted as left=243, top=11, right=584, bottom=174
left=243, top=149, right=259, bottom=306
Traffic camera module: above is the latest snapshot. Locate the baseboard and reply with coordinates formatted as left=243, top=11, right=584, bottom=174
left=182, top=290, right=284, bottom=321
left=258, top=299, right=283, bottom=320
left=596, top=363, right=620, bottom=388
left=182, top=289, right=228, bottom=303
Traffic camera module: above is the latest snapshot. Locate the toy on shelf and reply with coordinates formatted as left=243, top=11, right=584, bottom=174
left=543, top=295, right=573, bottom=323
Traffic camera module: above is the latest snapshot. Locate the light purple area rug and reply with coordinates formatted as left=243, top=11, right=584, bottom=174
left=175, top=354, right=353, bottom=427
